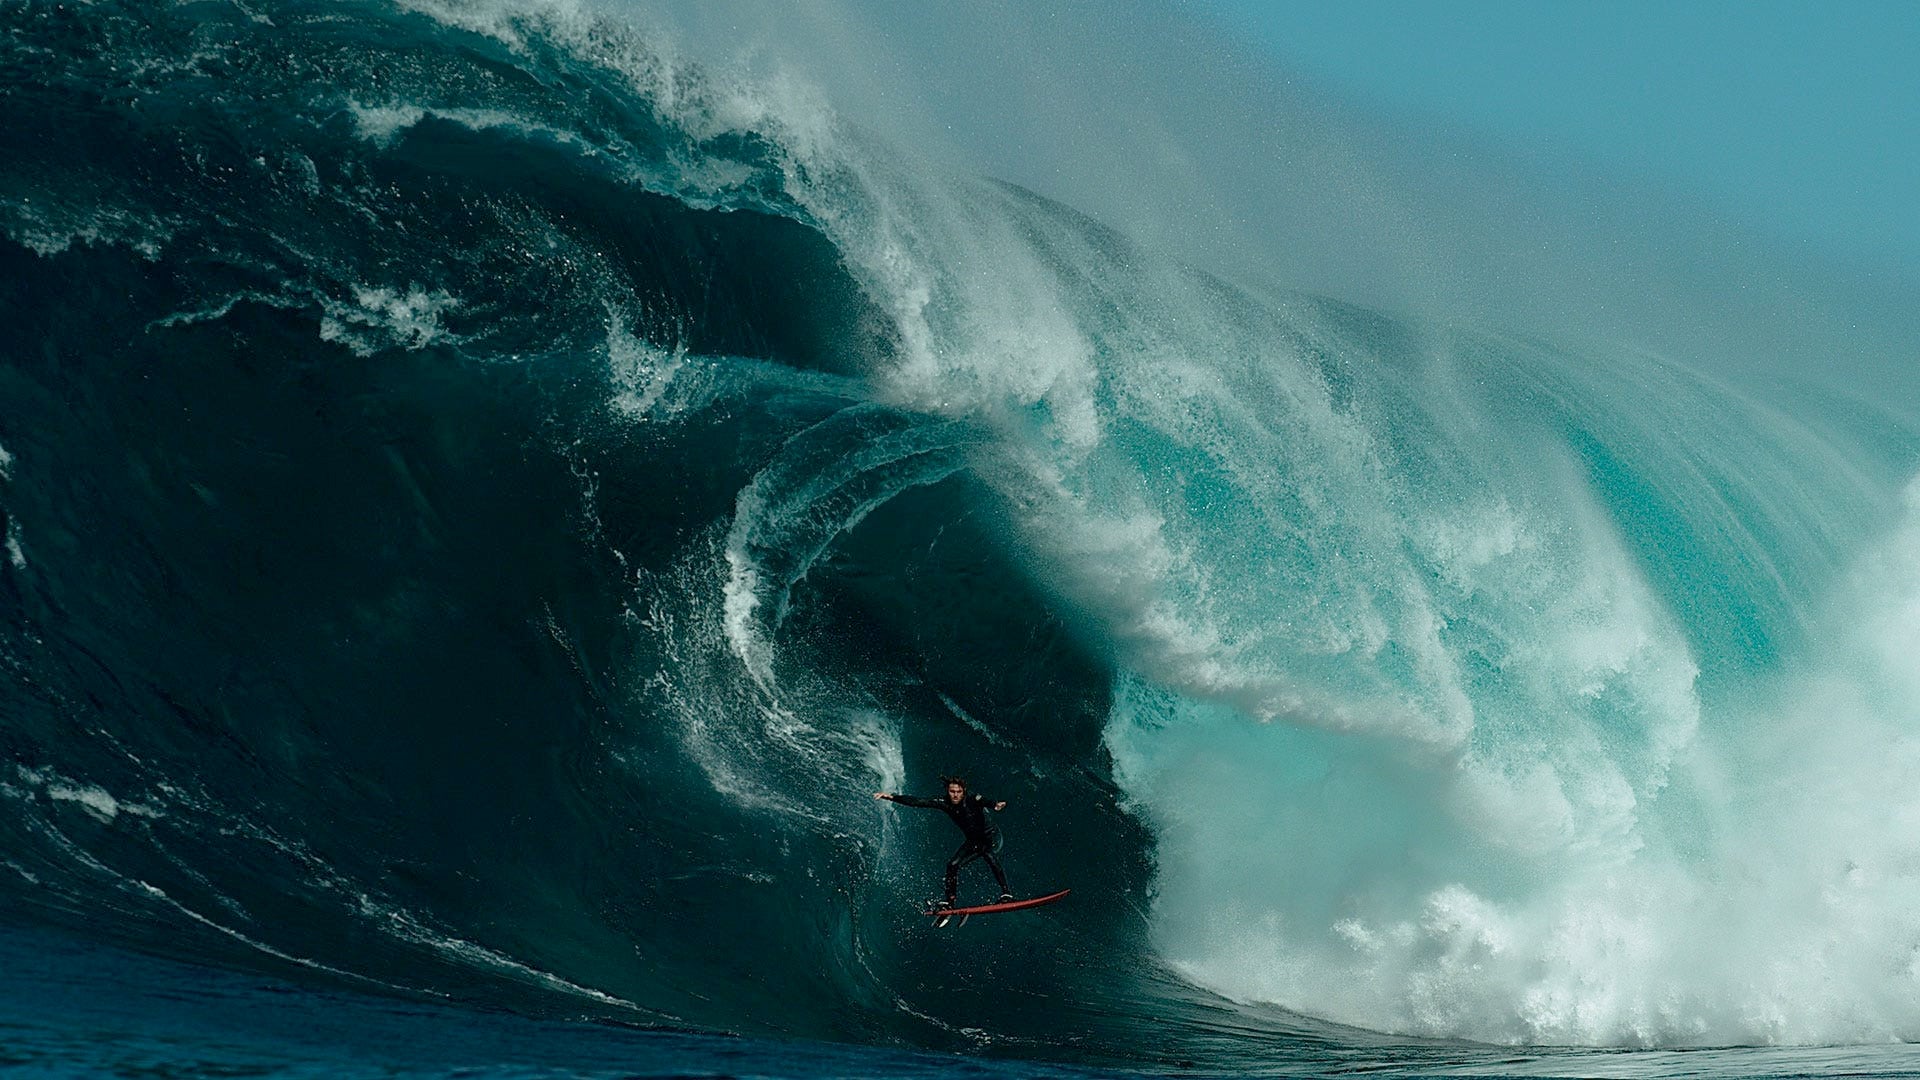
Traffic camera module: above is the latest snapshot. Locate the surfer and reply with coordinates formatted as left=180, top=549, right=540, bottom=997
left=874, top=776, right=1012, bottom=909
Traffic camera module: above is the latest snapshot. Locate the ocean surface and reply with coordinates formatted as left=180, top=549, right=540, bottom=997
left=13, top=919, right=1920, bottom=1078
left=4, top=1, right=1920, bottom=1076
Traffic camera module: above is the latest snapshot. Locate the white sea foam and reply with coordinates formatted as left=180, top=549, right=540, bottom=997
left=2, top=203, right=172, bottom=258
left=345, top=101, right=430, bottom=143
left=605, top=316, right=713, bottom=422
left=1106, top=469, right=1920, bottom=1046
left=45, top=783, right=158, bottom=822
left=3, top=440, right=22, bottom=568
left=14, top=767, right=161, bottom=823
left=319, top=284, right=460, bottom=355
left=850, top=710, right=906, bottom=793
left=345, top=100, right=586, bottom=151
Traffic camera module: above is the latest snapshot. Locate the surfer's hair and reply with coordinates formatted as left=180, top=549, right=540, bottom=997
left=940, top=775, right=967, bottom=789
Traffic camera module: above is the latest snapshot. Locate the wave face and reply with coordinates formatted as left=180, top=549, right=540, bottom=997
left=4, top=0, right=1920, bottom=1060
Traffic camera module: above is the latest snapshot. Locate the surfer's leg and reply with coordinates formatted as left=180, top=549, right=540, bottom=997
left=982, top=832, right=1010, bottom=896
left=979, top=851, right=1009, bottom=895
left=944, top=841, right=980, bottom=904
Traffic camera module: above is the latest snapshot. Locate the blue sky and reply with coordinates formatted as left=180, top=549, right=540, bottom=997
left=1200, top=0, right=1920, bottom=276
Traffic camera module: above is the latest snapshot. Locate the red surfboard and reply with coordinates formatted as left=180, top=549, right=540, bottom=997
left=923, top=888, right=1070, bottom=918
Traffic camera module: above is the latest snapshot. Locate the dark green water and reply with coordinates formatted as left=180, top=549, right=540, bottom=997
left=6, top=1, right=1920, bottom=1072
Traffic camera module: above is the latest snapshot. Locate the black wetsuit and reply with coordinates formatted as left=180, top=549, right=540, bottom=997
left=887, top=793, right=1010, bottom=903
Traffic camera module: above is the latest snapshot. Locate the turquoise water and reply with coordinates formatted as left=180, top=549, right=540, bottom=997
left=4, top=0, right=1920, bottom=1073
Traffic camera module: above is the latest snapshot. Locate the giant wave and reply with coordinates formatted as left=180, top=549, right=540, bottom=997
left=3, top=0, right=1920, bottom=1065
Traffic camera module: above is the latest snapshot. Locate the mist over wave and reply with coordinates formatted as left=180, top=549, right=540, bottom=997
left=3, top=0, right=1919, bottom=1061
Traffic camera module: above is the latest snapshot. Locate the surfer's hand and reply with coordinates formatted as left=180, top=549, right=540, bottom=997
left=993, top=801, right=1007, bottom=811
left=874, top=792, right=890, bottom=801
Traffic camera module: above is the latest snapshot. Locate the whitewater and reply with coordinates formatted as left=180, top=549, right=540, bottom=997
left=3, top=0, right=1920, bottom=1074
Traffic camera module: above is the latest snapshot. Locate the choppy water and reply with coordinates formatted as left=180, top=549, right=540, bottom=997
left=5, top=0, right=1920, bottom=1074
left=11, top=922, right=1920, bottom=1078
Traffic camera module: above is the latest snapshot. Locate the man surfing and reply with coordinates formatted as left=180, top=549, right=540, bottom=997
left=874, top=776, right=1011, bottom=910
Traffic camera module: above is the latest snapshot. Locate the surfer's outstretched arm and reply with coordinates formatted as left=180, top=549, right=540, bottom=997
left=874, top=792, right=943, bottom=808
